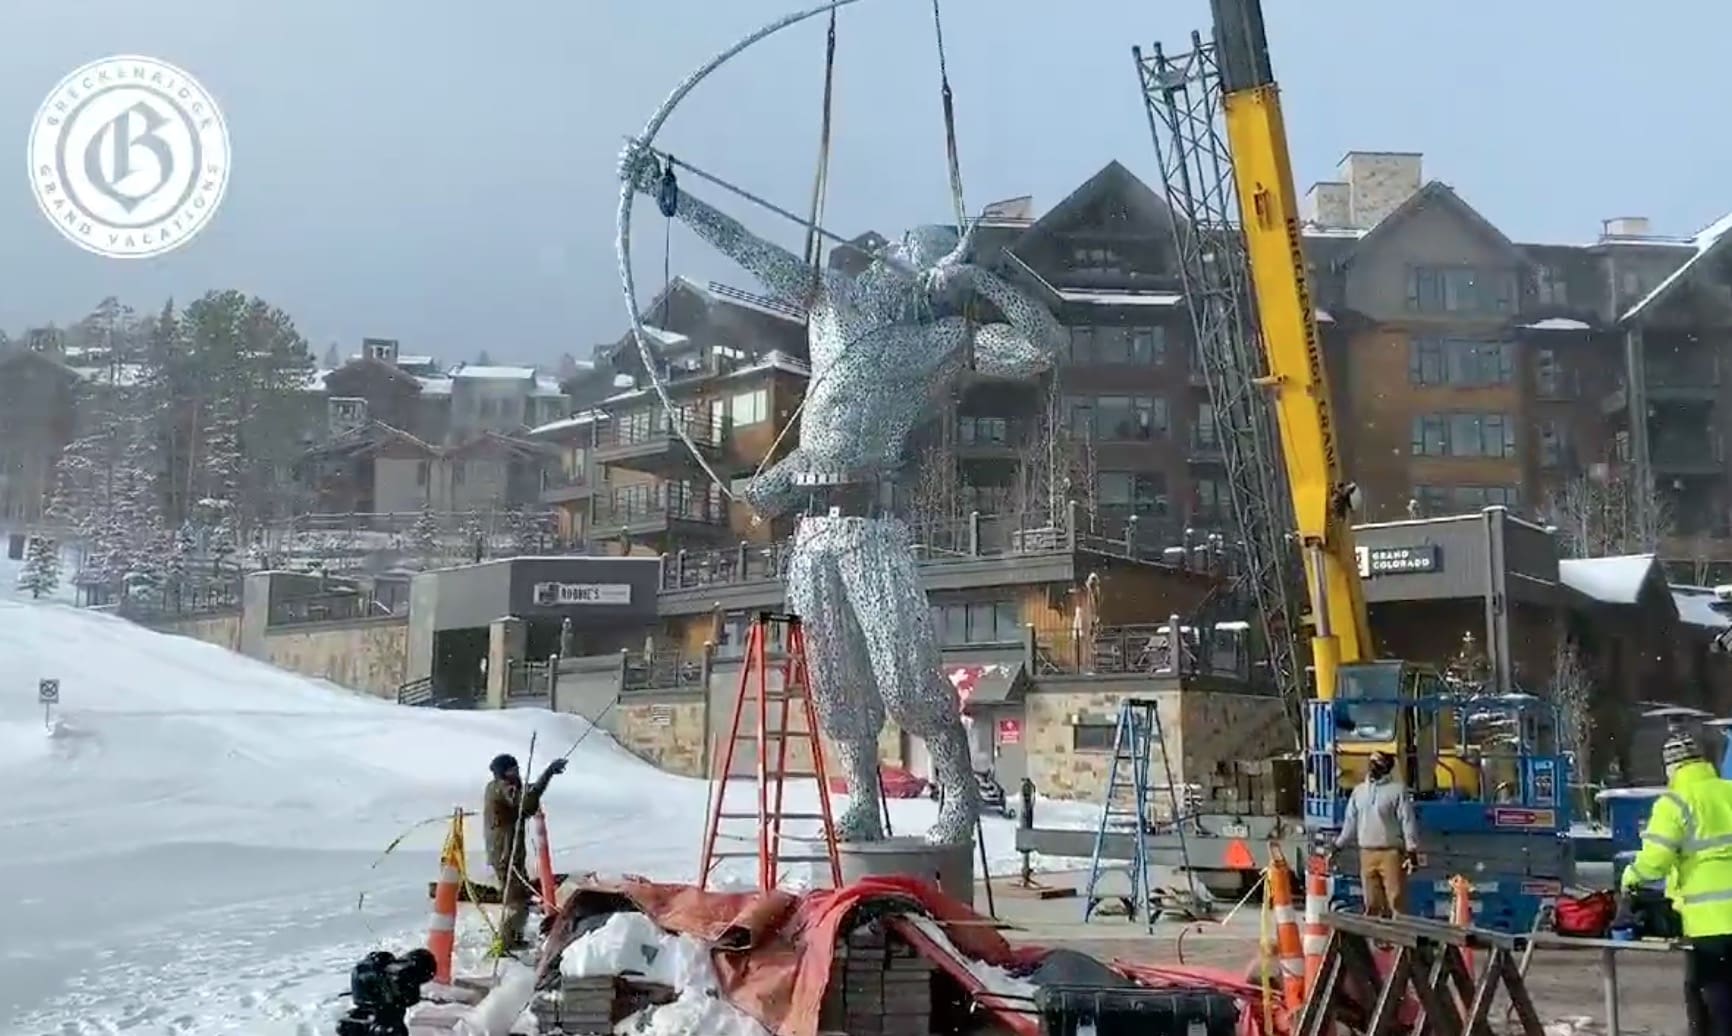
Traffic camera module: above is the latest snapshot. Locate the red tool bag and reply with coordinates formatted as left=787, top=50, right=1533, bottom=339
left=1554, top=891, right=1617, bottom=937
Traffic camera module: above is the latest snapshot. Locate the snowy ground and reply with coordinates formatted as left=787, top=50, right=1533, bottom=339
left=0, top=598, right=1095, bottom=1035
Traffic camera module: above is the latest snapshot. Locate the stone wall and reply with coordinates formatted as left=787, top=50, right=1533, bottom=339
left=147, top=611, right=243, bottom=652
left=259, top=616, right=409, bottom=698
left=611, top=692, right=708, bottom=777
left=1020, top=682, right=1288, bottom=804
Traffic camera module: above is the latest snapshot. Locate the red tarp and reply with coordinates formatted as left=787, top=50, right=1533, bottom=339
left=539, top=875, right=1283, bottom=1036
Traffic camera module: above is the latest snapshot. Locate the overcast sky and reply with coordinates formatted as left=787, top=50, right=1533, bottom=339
left=4, top=0, right=1728, bottom=364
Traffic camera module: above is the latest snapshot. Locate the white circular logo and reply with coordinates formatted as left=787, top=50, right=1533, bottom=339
left=27, top=54, right=231, bottom=260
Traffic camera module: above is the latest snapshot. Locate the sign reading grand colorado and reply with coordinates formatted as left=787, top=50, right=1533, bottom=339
left=27, top=55, right=231, bottom=259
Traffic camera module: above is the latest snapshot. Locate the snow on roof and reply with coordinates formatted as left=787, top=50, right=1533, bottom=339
left=1521, top=317, right=1592, bottom=331
left=641, top=325, right=691, bottom=347
left=415, top=376, right=452, bottom=395
left=532, top=375, right=567, bottom=398
left=706, top=281, right=807, bottom=323
left=1314, top=309, right=1334, bottom=323
left=452, top=365, right=535, bottom=380
left=528, top=411, right=600, bottom=436
left=397, top=354, right=435, bottom=366
left=1302, top=225, right=1366, bottom=239
left=1054, top=289, right=1183, bottom=307
left=1558, top=554, right=1657, bottom=604
left=1672, top=585, right=1732, bottom=629
left=70, top=363, right=148, bottom=387
left=600, top=350, right=811, bottom=405
left=1621, top=210, right=1732, bottom=324
left=303, top=369, right=331, bottom=392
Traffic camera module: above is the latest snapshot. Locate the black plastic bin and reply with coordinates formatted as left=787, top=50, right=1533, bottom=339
left=1034, top=984, right=1241, bottom=1036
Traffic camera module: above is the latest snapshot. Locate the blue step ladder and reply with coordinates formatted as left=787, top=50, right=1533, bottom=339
left=1081, top=697, right=1195, bottom=930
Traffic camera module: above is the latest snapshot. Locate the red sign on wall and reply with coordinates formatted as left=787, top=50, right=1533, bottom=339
left=997, top=718, right=1023, bottom=745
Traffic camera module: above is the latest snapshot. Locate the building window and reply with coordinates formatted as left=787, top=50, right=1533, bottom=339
left=1415, top=484, right=1520, bottom=515
left=1066, top=326, right=1095, bottom=365
left=1406, top=266, right=1516, bottom=314
left=716, top=610, right=787, bottom=659
left=958, top=416, right=1011, bottom=446
left=1095, top=396, right=1168, bottom=441
left=1072, top=246, right=1123, bottom=274
left=452, top=461, right=466, bottom=486
left=416, top=460, right=429, bottom=487
left=1535, top=348, right=1561, bottom=398
left=1073, top=722, right=1119, bottom=752
left=1535, top=265, right=1568, bottom=306
left=1194, top=403, right=1218, bottom=446
left=1538, top=421, right=1570, bottom=468
left=731, top=389, right=769, bottom=426
left=1408, top=338, right=1513, bottom=387
left=1097, top=471, right=1168, bottom=514
left=928, top=599, right=1021, bottom=646
left=1132, top=327, right=1165, bottom=364
left=1194, top=477, right=1229, bottom=523
left=1410, top=412, right=1516, bottom=458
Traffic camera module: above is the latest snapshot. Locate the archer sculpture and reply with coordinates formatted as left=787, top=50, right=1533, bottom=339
left=623, top=144, right=1065, bottom=846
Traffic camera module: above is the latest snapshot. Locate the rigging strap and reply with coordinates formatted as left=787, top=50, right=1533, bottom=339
left=931, top=0, right=966, bottom=229
left=803, top=9, right=840, bottom=282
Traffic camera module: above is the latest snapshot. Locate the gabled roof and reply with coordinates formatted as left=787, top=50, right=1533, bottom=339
left=1338, top=182, right=1523, bottom=268
left=0, top=346, right=77, bottom=380
left=303, top=420, right=439, bottom=461
left=1558, top=554, right=1673, bottom=613
left=1014, top=160, right=1173, bottom=245
left=445, top=430, right=558, bottom=460
left=324, top=355, right=426, bottom=390
left=1620, top=211, right=1732, bottom=325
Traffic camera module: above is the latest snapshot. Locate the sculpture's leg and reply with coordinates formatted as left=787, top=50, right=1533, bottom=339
left=786, top=518, right=886, bottom=842
left=836, top=518, right=979, bottom=846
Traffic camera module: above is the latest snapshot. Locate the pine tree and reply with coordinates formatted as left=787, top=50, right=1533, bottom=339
left=406, top=506, right=442, bottom=568
left=323, top=342, right=340, bottom=368
left=18, top=536, right=60, bottom=599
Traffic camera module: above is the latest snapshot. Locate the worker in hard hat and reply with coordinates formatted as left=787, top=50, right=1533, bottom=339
left=1620, top=732, right=1732, bottom=1036
left=1328, top=749, right=1419, bottom=917
left=484, top=752, right=567, bottom=955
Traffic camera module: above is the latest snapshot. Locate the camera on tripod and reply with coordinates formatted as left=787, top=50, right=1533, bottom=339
left=335, top=948, right=438, bottom=1036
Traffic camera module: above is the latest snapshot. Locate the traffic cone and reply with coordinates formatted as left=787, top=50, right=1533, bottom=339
left=427, top=807, right=464, bottom=985
left=534, top=811, right=558, bottom=914
left=1302, top=855, right=1331, bottom=998
left=1450, top=874, right=1475, bottom=973
left=1266, top=855, right=1306, bottom=1012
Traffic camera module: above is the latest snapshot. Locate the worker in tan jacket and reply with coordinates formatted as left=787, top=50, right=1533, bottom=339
left=1328, top=750, right=1420, bottom=916
left=484, top=752, right=566, bottom=953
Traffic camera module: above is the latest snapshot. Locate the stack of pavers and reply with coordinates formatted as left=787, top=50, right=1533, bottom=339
left=528, top=975, right=616, bottom=1035
left=819, top=919, right=934, bottom=1036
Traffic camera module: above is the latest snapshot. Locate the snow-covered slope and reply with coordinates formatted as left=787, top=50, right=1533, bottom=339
left=0, top=600, right=1047, bottom=1034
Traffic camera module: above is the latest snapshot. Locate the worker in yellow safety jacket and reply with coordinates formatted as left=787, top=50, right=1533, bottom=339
left=1620, top=732, right=1732, bottom=1036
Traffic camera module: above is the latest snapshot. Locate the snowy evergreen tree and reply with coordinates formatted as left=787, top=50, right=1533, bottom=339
left=323, top=342, right=340, bottom=368
left=406, top=506, right=442, bottom=568
left=18, top=536, right=60, bottom=599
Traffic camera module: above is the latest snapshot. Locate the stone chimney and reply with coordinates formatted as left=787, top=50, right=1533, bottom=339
left=1336, top=151, right=1422, bottom=230
left=1303, top=181, right=1351, bottom=227
left=1600, top=216, right=1653, bottom=240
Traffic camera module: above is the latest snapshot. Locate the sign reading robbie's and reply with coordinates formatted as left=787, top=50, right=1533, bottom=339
left=1355, top=543, right=1441, bottom=578
left=531, top=582, right=633, bottom=607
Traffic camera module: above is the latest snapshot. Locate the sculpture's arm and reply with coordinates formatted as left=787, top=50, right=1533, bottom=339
left=740, top=448, right=809, bottom=519
left=927, top=266, right=1066, bottom=379
left=966, top=267, right=1068, bottom=375
left=623, top=145, right=814, bottom=305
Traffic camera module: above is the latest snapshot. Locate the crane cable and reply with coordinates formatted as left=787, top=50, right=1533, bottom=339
left=929, top=0, right=976, bottom=372
left=802, top=9, right=840, bottom=281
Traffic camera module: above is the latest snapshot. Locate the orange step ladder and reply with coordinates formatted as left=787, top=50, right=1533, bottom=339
left=697, top=611, right=843, bottom=892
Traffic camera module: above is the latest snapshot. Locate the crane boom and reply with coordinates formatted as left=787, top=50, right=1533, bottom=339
left=1209, top=0, right=1372, bottom=701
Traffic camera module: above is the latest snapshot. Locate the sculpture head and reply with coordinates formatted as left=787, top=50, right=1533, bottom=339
left=852, top=223, right=971, bottom=322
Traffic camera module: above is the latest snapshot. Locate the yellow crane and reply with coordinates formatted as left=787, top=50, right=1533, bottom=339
left=1138, top=0, right=1461, bottom=794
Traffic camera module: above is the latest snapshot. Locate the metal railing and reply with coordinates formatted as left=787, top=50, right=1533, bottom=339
left=398, top=677, right=435, bottom=706
left=622, top=650, right=706, bottom=692
left=595, top=407, right=723, bottom=451
left=267, top=588, right=400, bottom=627
left=656, top=503, right=1241, bottom=592
left=595, top=482, right=727, bottom=528
left=114, top=579, right=243, bottom=622
left=1033, top=619, right=1254, bottom=680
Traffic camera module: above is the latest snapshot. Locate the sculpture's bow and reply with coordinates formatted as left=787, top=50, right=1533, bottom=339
left=615, top=0, right=866, bottom=500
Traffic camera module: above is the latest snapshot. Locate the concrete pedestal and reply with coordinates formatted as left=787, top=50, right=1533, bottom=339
left=838, top=836, right=975, bottom=905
